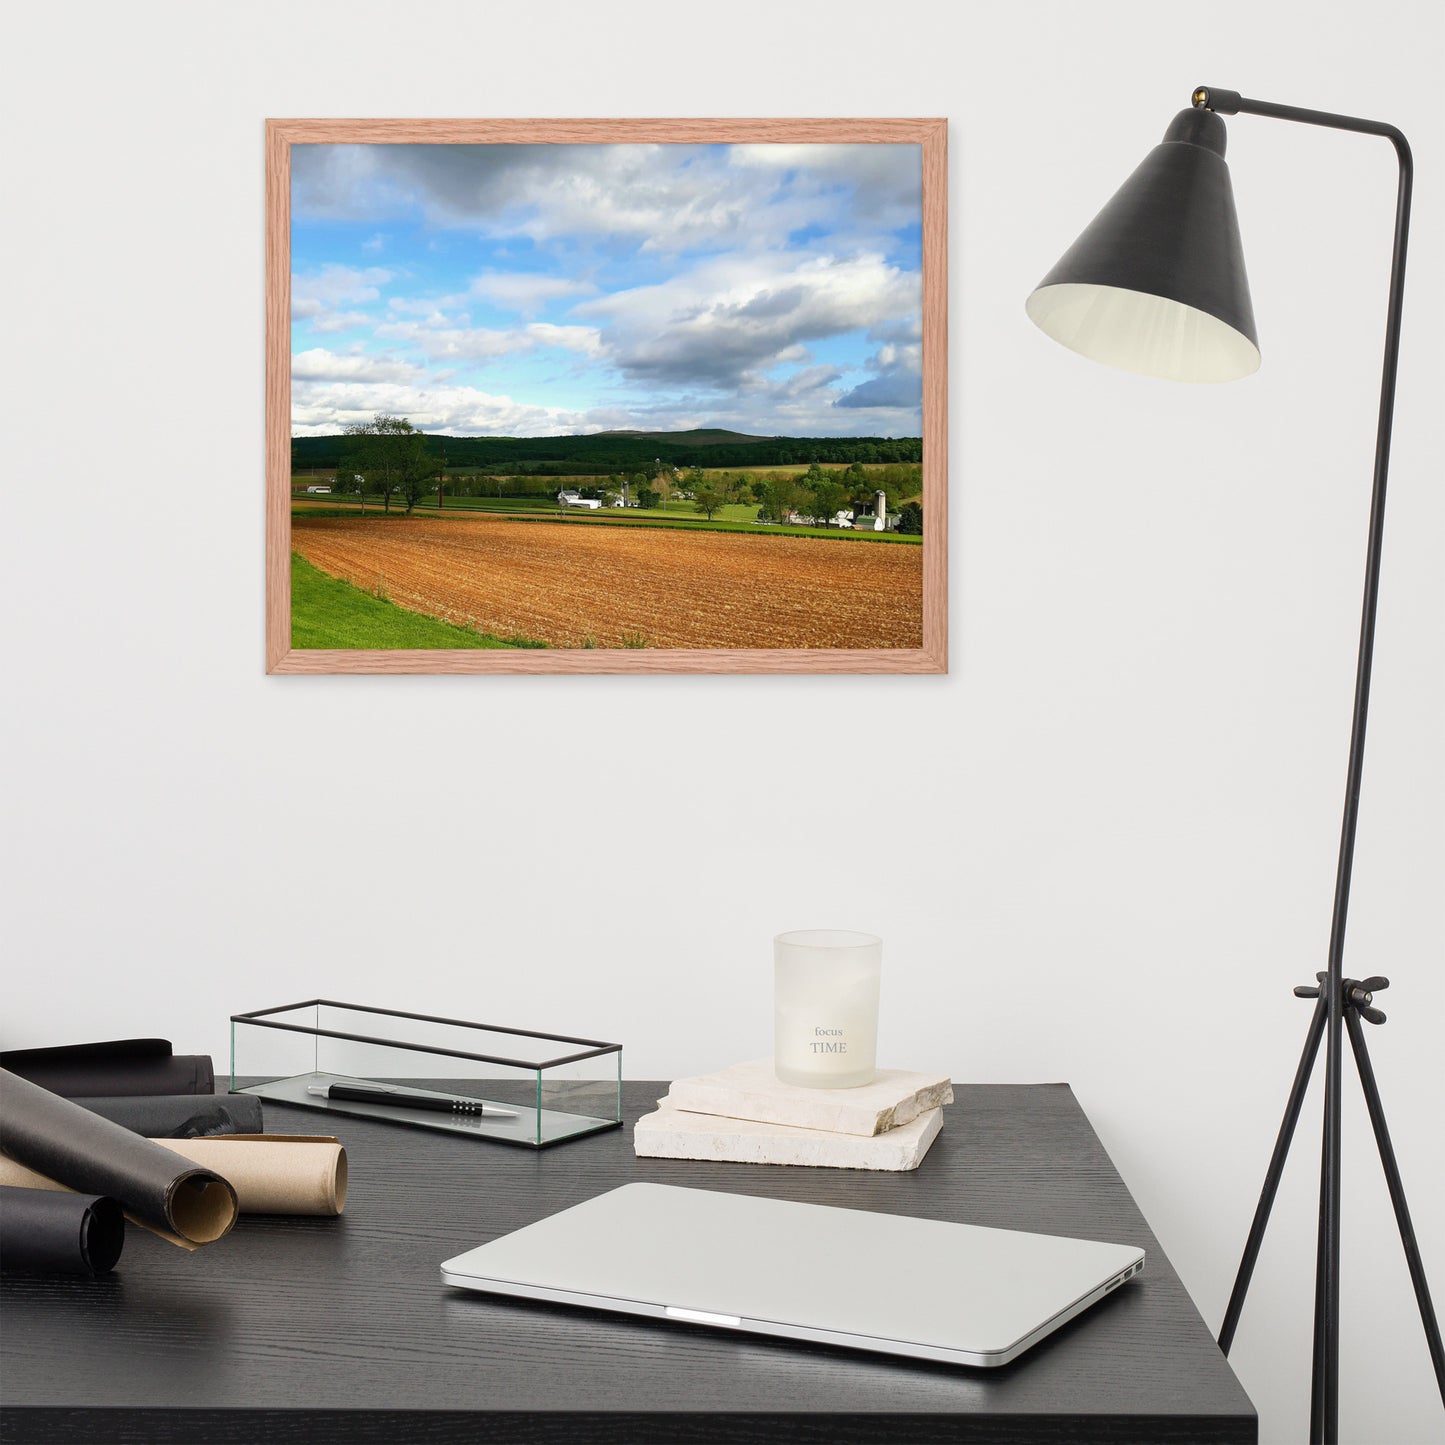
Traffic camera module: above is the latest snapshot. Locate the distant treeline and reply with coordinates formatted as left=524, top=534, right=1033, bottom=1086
left=292, top=429, right=922, bottom=477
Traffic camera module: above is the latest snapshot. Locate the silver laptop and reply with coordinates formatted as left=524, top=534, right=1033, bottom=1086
left=441, top=1182, right=1145, bottom=1367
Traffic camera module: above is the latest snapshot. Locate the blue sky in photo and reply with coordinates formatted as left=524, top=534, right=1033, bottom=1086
left=290, top=142, right=923, bottom=438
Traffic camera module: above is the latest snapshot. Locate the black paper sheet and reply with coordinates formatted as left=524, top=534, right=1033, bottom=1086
left=0, top=1070, right=237, bottom=1248
left=0, top=1039, right=214, bottom=1097
left=0, top=1185, right=124, bottom=1276
left=73, top=1093, right=264, bottom=1138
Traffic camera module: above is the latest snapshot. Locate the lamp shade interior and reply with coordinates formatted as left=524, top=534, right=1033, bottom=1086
left=1027, top=107, right=1259, bottom=384
left=1026, top=281, right=1260, bottom=383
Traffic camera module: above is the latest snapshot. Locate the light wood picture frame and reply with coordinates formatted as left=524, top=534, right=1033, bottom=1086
left=266, top=118, right=946, bottom=674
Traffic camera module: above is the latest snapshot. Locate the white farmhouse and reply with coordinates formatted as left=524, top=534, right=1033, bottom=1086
left=558, top=489, right=603, bottom=510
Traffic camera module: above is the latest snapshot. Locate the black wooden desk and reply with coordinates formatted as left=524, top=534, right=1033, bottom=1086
left=0, top=1082, right=1255, bottom=1444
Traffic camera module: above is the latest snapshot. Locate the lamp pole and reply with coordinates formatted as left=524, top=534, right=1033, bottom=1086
left=1189, top=88, right=1436, bottom=1445
left=1028, top=85, right=1439, bottom=1445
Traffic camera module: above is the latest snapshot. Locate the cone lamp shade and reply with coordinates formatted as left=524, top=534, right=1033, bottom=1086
left=1026, top=108, right=1260, bottom=382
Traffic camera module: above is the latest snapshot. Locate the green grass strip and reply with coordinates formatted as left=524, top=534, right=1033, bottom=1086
left=289, top=553, right=542, bottom=649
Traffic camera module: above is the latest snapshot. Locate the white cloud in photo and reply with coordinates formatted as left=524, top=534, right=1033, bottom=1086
left=373, top=319, right=603, bottom=364
left=291, top=377, right=591, bottom=438
left=836, top=341, right=923, bottom=410
left=729, top=143, right=922, bottom=233
left=291, top=365, right=922, bottom=441
left=868, top=313, right=923, bottom=344
left=383, top=297, right=459, bottom=323
left=293, top=143, right=920, bottom=255
left=308, top=310, right=374, bottom=335
left=292, top=349, right=429, bottom=385
left=292, top=264, right=394, bottom=331
left=577, top=251, right=920, bottom=387
left=467, top=272, right=596, bottom=316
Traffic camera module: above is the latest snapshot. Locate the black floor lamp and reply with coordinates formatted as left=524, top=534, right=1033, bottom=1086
left=1025, top=86, right=1442, bottom=1444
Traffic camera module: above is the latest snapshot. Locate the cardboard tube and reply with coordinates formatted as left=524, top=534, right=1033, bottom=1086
left=0, top=1138, right=347, bottom=1220
left=0, top=1069, right=236, bottom=1249
left=153, top=1137, right=348, bottom=1216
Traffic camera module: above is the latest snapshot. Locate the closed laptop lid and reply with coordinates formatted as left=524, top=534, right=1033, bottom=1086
left=441, top=1182, right=1145, bottom=1365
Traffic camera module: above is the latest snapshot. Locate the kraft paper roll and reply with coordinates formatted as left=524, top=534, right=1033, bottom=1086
left=0, top=1138, right=346, bottom=1219
left=152, top=1136, right=348, bottom=1216
left=73, top=1093, right=264, bottom=1139
left=0, top=1040, right=214, bottom=1097
left=0, top=1185, right=125, bottom=1276
left=0, top=1070, right=237, bottom=1250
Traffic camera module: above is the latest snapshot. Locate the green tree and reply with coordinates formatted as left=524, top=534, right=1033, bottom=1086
left=637, top=485, right=661, bottom=510
left=395, top=429, right=434, bottom=514
left=843, top=464, right=874, bottom=512
left=777, top=479, right=808, bottom=522
left=343, top=414, right=429, bottom=514
left=897, top=501, right=923, bottom=535
left=693, top=486, right=724, bottom=520
left=809, top=477, right=846, bottom=527
left=756, top=476, right=806, bottom=523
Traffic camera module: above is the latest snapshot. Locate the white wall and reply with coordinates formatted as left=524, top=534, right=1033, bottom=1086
left=3, top=2, right=1441, bottom=1439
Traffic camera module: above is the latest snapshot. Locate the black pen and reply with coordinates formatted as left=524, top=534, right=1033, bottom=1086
left=307, top=1080, right=517, bottom=1118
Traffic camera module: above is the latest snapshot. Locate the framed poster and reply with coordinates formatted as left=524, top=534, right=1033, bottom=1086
left=266, top=119, right=946, bottom=673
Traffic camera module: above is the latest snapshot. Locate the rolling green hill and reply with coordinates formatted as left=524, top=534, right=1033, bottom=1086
left=292, top=428, right=921, bottom=477
left=585, top=427, right=774, bottom=446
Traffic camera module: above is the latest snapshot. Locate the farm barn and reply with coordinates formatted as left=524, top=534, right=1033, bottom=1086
left=557, top=490, right=603, bottom=510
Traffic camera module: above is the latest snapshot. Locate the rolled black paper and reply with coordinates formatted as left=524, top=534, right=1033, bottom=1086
left=72, top=1093, right=264, bottom=1139
left=0, top=1039, right=214, bottom=1097
left=0, top=1070, right=237, bottom=1248
left=0, top=1185, right=125, bottom=1276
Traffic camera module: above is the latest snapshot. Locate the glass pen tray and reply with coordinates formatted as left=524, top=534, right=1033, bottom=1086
left=231, top=1000, right=623, bottom=1149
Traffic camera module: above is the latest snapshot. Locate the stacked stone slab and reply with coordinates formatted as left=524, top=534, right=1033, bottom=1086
left=634, top=1059, right=953, bottom=1171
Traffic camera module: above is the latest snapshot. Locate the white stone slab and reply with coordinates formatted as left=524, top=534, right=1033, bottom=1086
left=634, top=1098, right=943, bottom=1171
left=665, top=1058, right=953, bottom=1137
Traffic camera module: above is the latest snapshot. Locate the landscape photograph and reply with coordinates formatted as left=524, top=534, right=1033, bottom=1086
left=279, top=130, right=938, bottom=662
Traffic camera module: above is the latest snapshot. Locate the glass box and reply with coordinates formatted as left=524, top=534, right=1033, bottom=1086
left=231, top=1000, right=622, bottom=1148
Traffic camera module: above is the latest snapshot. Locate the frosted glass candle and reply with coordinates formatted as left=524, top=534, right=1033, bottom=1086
left=774, top=930, right=882, bottom=1089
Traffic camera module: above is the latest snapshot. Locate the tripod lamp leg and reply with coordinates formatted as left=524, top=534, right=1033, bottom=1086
left=1219, top=993, right=1329, bottom=1355
left=1345, top=1009, right=1445, bottom=1402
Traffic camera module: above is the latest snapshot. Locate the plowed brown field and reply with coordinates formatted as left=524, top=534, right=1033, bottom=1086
left=292, top=514, right=922, bottom=649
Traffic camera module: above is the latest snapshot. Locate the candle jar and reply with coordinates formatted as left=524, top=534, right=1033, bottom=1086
left=773, top=929, right=882, bottom=1089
